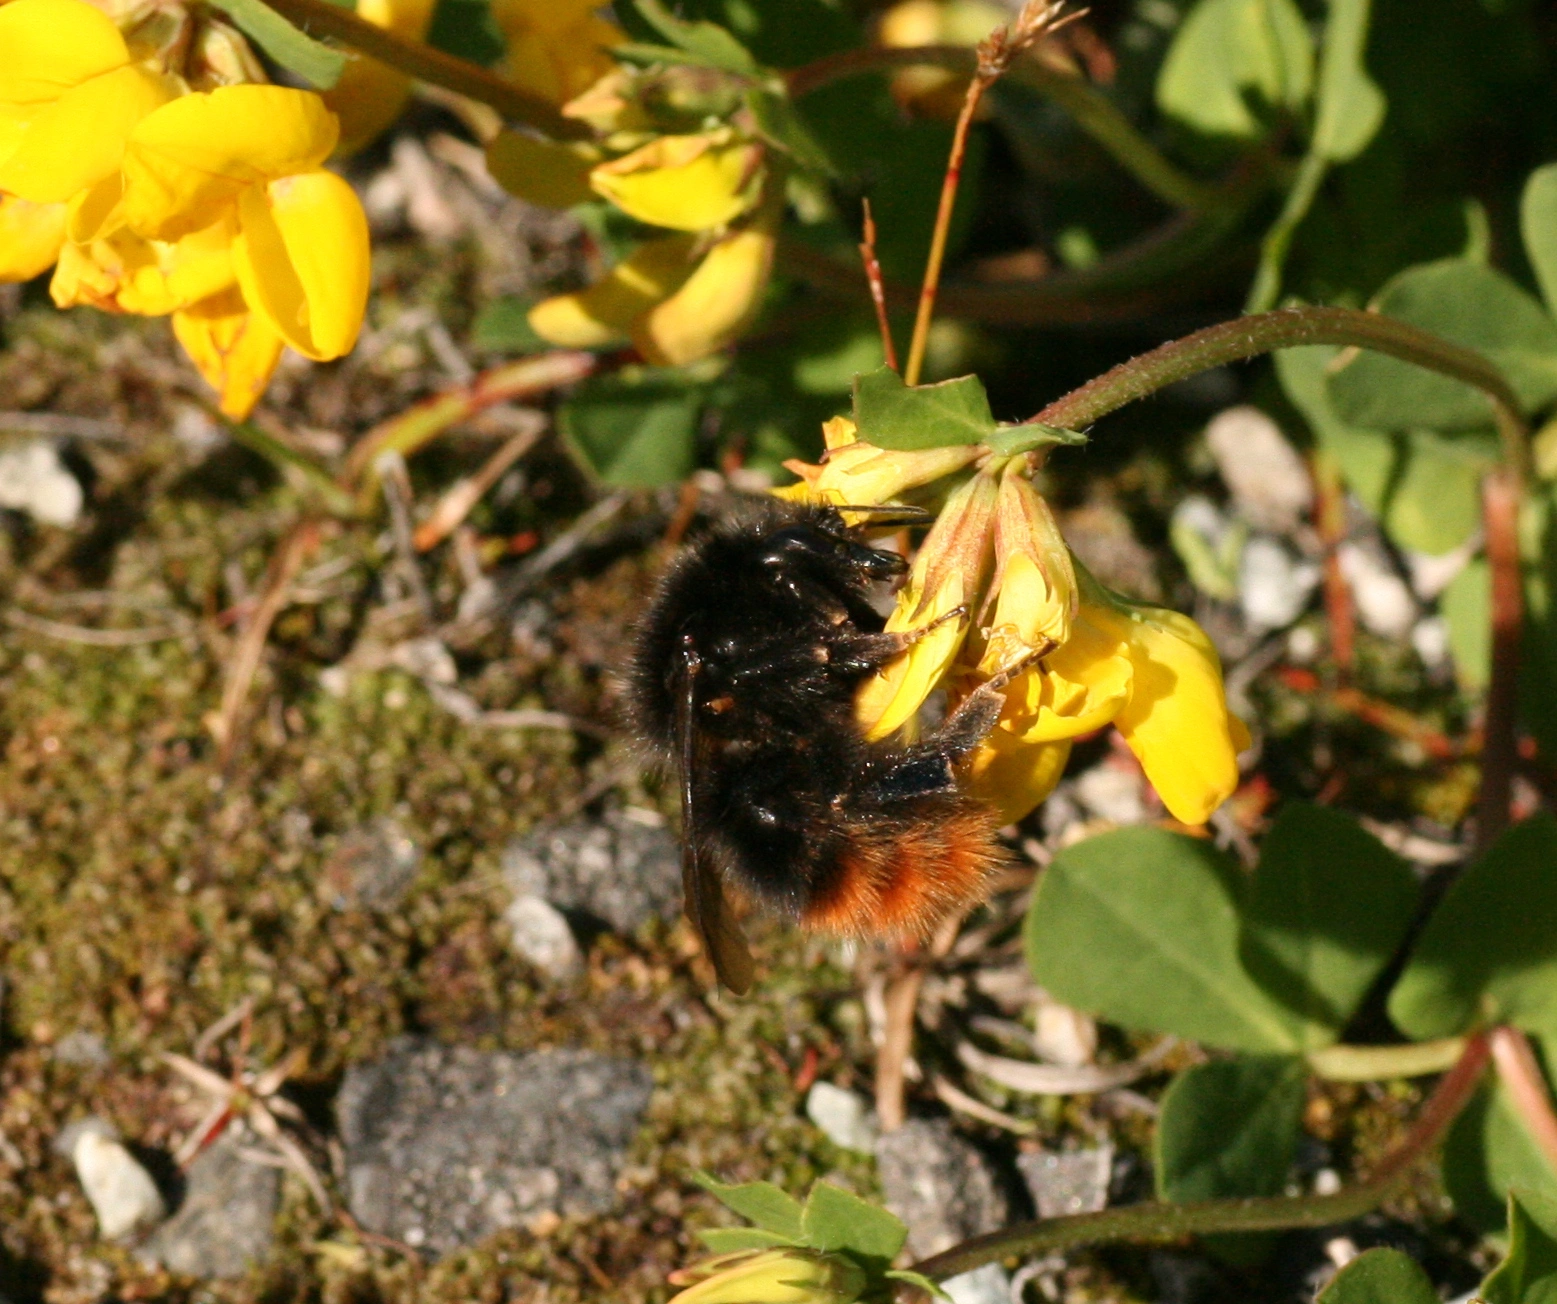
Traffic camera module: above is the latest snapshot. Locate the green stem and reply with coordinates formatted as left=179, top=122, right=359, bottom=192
left=1030, top=305, right=1529, bottom=477
left=1306, top=1038, right=1466, bottom=1081
left=225, top=420, right=356, bottom=518
left=1245, top=149, right=1329, bottom=312
left=908, top=1031, right=1491, bottom=1285
left=783, top=44, right=1219, bottom=214
left=260, top=0, right=589, bottom=140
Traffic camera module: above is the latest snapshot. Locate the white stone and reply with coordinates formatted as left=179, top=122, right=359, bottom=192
left=1338, top=540, right=1417, bottom=638
left=943, top=1263, right=1011, bottom=1304
left=1073, top=764, right=1146, bottom=826
left=0, top=439, right=82, bottom=526
left=804, top=1082, right=877, bottom=1154
left=1204, top=405, right=1313, bottom=534
left=504, top=894, right=582, bottom=979
left=1404, top=534, right=1480, bottom=600
left=1412, top=615, right=1451, bottom=669
left=1032, top=996, right=1097, bottom=1069
left=72, top=1126, right=165, bottom=1240
left=1239, top=534, right=1321, bottom=630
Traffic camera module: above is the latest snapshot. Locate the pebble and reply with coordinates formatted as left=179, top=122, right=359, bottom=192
left=1239, top=535, right=1321, bottom=631
left=875, top=1119, right=1011, bottom=1258
left=337, top=1039, right=651, bottom=1256
left=1204, top=406, right=1313, bottom=535
left=1031, top=995, right=1097, bottom=1070
left=0, top=439, right=82, bottom=527
left=62, top=1118, right=165, bottom=1241
left=943, top=1263, right=1011, bottom=1304
left=504, top=893, right=584, bottom=979
left=1072, top=763, right=1147, bottom=827
left=804, top=1082, right=877, bottom=1154
left=52, top=1029, right=110, bottom=1068
left=323, top=816, right=422, bottom=910
left=140, top=1132, right=280, bottom=1278
left=1017, top=1144, right=1113, bottom=1218
left=502, top=806, right=681, bottom=937
left=1338, top=540, right=1417, bottom=639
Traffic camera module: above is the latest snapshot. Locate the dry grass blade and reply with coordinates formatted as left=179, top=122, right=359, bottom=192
left=412, top=414, right=547, bottom=552
left=5, top=608, right=190, bottom=647
left=932, top=1074, right=1037, bottom=1134
left=956, top=1036, right=1176, bottom=1095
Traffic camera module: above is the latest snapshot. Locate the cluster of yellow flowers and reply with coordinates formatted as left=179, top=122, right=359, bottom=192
left=779, top=419, right=1250, bottom=827
left=0, top=0, right=372, bottom=418
left=489, top=54, right=780, bottom=367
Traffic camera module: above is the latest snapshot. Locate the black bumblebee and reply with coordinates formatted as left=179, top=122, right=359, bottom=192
left=629, top=498, right=1021, bottom=992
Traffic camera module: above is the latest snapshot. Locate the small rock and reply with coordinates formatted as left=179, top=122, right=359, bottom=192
left=502, top=806, right=680, bottom=936
left=1338, top=540, right=1416, bottom=639
left=1072, top=763, right=1146, bottom=827
left=338, top=1039, right=651, bottom=1256
left=64, top=1118, right=165, bottom=1241
left=1204, top=406, right=1313, bottom=535
left=1405, top=535, right=1479, bottom=601
left=0, top=439, right=82, bottom=527
left=141, top=1133, right=280, bottom=1278
left=943, top=1263, right=1011, bottom=1304
left=1413, top=617, right=1451, bottom=669
left=52, top=1029, right=109, bottom=1068
left=875, top=1119, right=1010, bottom=1258
left=1239, top=535, right=1321, bottom=631
left=1032, top=995, right=1097, bottom=1069
left=805, top=1082, right=877, bottom=1154
left=504, top=894, right=583, bottom=979
left=1017, top=1144, right=1113, bottom=1218
left=323, top=817, right=421, bottom=910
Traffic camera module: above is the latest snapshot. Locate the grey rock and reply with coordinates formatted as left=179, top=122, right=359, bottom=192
left=502, top=806, right=680, bottom=935
left=1017, top=1144, right=1112, bottom=1219
left=323, top=817, right=422, bottom=910
left=0, top=439, right=82, bottom=527
left=1239, top=535, right=1321, bottom=631
left=875, top=1119, right=1010, bottom=1258
left=504, top=894, right=583, bottom=979
left=141, top=1134, right=279, bottom=1278
left=805, top=1082, right=877, bottom=1154
left=338, top=1039, right=651, bottom=1255
left=53, top=1029, right=110, bottom=1067
left=943, top=1264, right=1011, bottom=1304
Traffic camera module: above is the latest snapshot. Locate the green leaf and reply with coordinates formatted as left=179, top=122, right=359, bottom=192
left=799, top=1183, right=906, bottom=1267
left=628, top=0, right=759, bottom=75
left=1389, top=814, right=1557, bottom=1043
left=1445, top=1077, right=1557, bottom=1233
left=693, top=1174, right=805, bottom=1239
left=852, top=367, right=998, bottom=451
left=1522, top=164, right=1557, bottom=318
left=1317, top=1248, right=1438, bottom=1304
left=559, top=369, right=700, bottom=487
left=470, top=298, right=547, bottom=354
left=1156, top=0, right=1314, bottom=140
left=1026, top=827, right=1303, bottom=1054
left=1311, top=0, right=1387, bottom=162
left=1155, top=1057, right=1308, bottom=1203
left=1276, top=346, right=1492, bottom=556
left=425, top=0, right=506, bottom=65
left=1328, top=260, right=1557, bottom=428
left=982, top=424, right=1089, bottom=457
left=1239, top=805, right=1419, bottom=1050
left=746, top=88, right=833, bottom=174
left=697, top=1228, right=801, bottom=1253
left=205, top=0, right=346, bottom=87
left=885, top=1270, right=951, bottom=1300
left=1442, top=556, right=1491, bottom=691
left=1482, top=1188, right=1557, bottom=1304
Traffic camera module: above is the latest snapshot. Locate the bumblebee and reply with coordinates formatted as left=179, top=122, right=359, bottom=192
left=629, top=498, right=1025, bottom=992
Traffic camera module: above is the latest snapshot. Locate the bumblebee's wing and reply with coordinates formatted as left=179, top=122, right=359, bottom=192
left=675, top=647, right=755, bottom=995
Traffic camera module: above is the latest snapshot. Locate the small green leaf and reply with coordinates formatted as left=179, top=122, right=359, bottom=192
left=852, top=367, right=998, bottom=451
left=1026, top=827, right=1303, bottom=1053
left=1481, top=1188, right=1557, bottom=1304
left=1156, top=1057, right=1308, bottom=1204
left=629, top=0, right=759, bottom=75
left=799, top=1184, right=906, bottom=1267
left=746, top=88, right=833, bottom=174
left=470, top=298, right=547, bottom=354
left=1240, top=805, right=1418, bottom=1050
left=982, top=423, right=1088, bottom=457
left=559, top=369, right=700, bottom=487
left=205, top=0, right=346, bottom=87
left=1156, top=0, right=1314, bottom=140
left=1445, top=1078, right=1557, bottom=1233
left=885, top=1269, right=951, bottom=1299
left=1522, top=164, right=1557, bottom=318
left=1388, top=814, right=1557, bottom=1043
left=693, top=1173, right=805, bottom=1239
left=1328, top=260, right=1557, bottom=428
left=1311, top=0, right=1386, bottom=162
left=1442, top=556, right=1491, bottom=691
left=697, top=1227, right=801, bottom=1253
left=1317, top=1248, right=1438, bottom=1304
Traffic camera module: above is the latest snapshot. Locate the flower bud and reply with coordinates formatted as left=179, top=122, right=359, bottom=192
left=976, top=463, right=1075, bottom=676
left=669, top=1247, right=867, bottom=1304
left=775, top=417, right=981, bottom=512
left=590, top=129, right=764, bottom=232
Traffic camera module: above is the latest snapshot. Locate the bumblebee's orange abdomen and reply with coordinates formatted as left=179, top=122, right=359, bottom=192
left=798, top=805, right=1006, bottom=938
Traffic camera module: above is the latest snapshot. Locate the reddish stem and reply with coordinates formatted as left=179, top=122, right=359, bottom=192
left=859, top=199, right=900, bottom=373
left=1490, top=1026, right=1557, bottom=1178
left=1313, top=451, right=1355, bottom=676
left=1478, top=467, right=1524, bottom=854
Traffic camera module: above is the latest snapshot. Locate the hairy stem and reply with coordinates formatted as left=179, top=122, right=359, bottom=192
left=1490, top=1027, right=1557, bottom=1178
left=1477, top=467, right=1524, bottom=853
left=261, top=0, right=587, bottom=140
left=907, top=1032, right=1491, bottom=1285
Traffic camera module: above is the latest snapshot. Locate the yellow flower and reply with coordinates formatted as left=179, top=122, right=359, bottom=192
left=635, top=215, right=775, bottom=366
left=590, top=129, right=764, bottom=232
left=774, top=416, right=981, bottom=510
left=976, top=461, right=1075, bottom=675
left=0, top=0, right=175, bottom=204
left=528, top=232, right=700, bottom=350
left=961, top=727, right=1071, bottom=826
left=668, top=1248, right=867, bottom=1304
left=0, top=193, right=66, bottom=280
left=171, top=284, right=286, bottom=419
left=51, top=217, right=236, bottom=315
left=323, top=0, right=438, bottom=156
left=490, top=0, right=624, bottom=106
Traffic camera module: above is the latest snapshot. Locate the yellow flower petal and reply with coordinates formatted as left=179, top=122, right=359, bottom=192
left=977, top=466, right=1076, bottom=673
left=963, top=731, right=1071, bottom=825
left=233, top=168, right=370, bottom=361
left=635, top=221, right=775, bottom=366
left=122, top=85, right=340, bottom=240
left=0, top=194, right=65, bottom=280
left=491, top=0, right=622, bottom=105
left=0, top=0, right=131, bottom=106
left=172, top=285, right=285, bottom=419
left=51, top=216, right=237, bottom=315
left=323, top=0, right=437, bottom=156
left=591, top=131, right=763, bottom=232
left=0, top=64, right=173, bottom=204
left=485, top=131, right=600, bottom=209
left=528, top=232, right=698, bottom=349
left=777, top=435, right=980, bottom=509
left=996, top=608, right=1132, bottom=744
left=1089, top=599, right=1244, bottom=825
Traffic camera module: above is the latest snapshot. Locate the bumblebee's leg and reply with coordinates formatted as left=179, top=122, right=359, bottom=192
left=827, top=605, right=968, bottom=675
left=921, top=645, right=1052, bottom=760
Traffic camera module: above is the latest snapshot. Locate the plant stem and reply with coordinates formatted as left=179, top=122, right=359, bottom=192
left=1306, top=1038, right=1466, bottom=1081
left=1490, top=1026, right=1557, bottom=1178
left=858, top=200, right=899, bottom=373
left=1245, top=150, right=1329, bottom=312
left=1477, top=466, right=1524, bottom=854
left=260, top=0, right=588, bottom=140
left=1029, top=307, right=1528, bottom=474
left=906, top=1032, right=1490, bottom=1285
